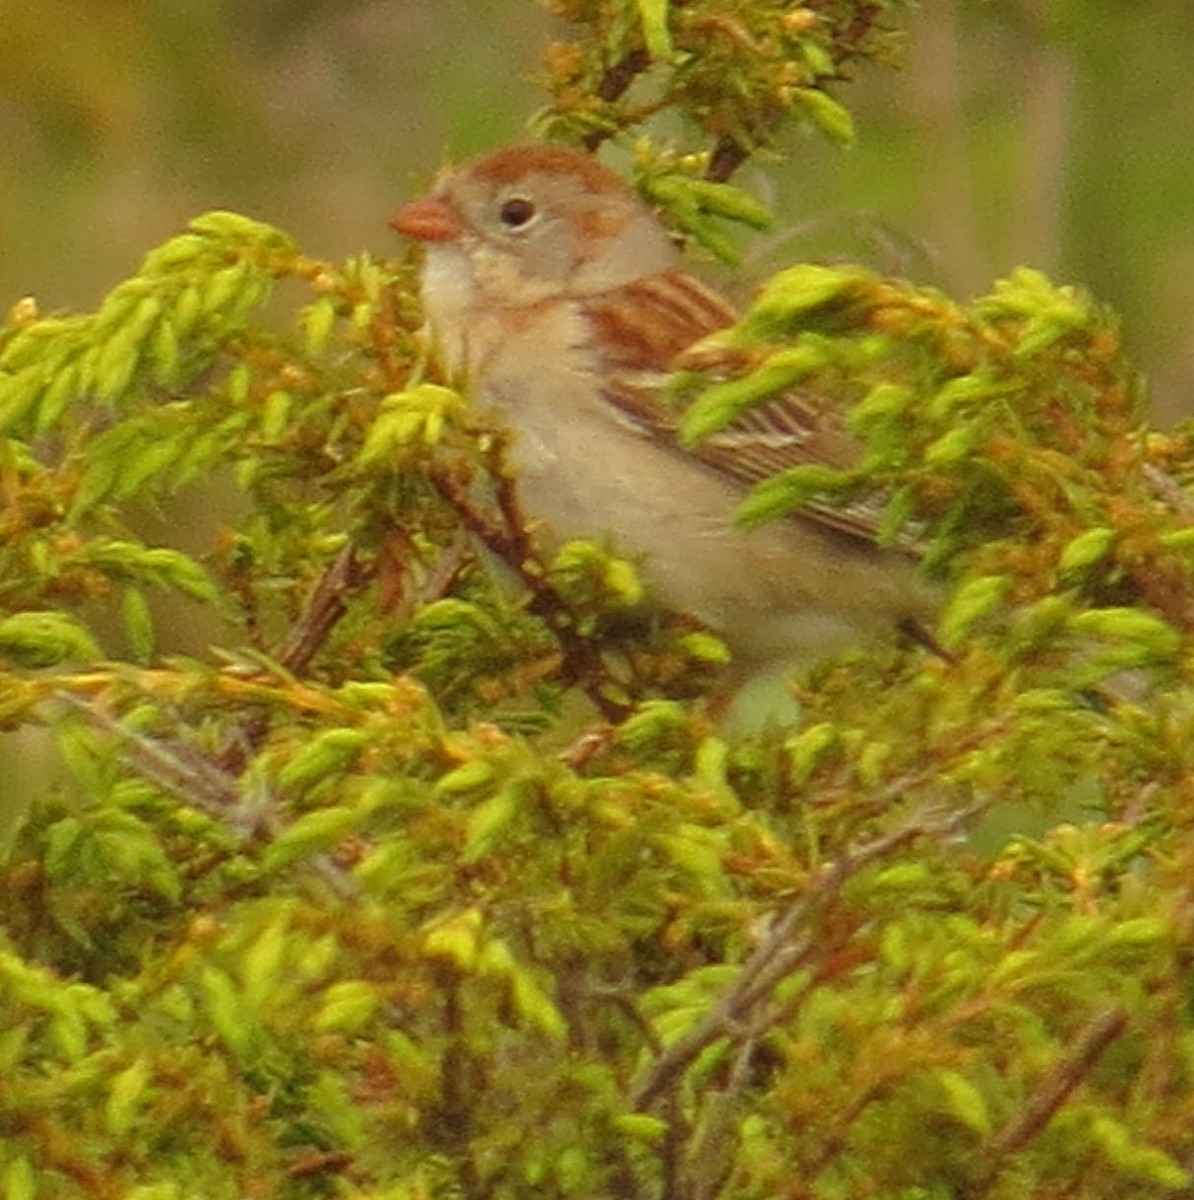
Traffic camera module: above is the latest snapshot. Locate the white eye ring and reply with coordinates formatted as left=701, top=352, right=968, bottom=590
left=498, top=196, right=538, bottom=230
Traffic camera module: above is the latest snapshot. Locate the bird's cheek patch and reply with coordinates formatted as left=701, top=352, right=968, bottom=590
left=574, top=206, right=629, bottom=249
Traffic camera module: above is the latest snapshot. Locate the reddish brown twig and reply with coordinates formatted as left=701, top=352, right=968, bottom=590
left=979, top=1006, right=1128, bottom=1178
left=277, top=543, right=372, bottom=675
left=705, top=136, right=749, bottom=183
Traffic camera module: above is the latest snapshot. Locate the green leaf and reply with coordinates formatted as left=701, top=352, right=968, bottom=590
left=92, top=280, right=150, bottom=337
left=643, top=172, right=770, bottom=261
left=671, top=177, right=772, bottom=229
left=434, top=759, right=497, bottom=797
left=276, top=728, right=369, bottom=791
left=510, top=965, right=567, bottom=1041
left=549, top=539, right=644, bottom=612
left=225, top=361, right=251, bottom=403
left=939, top=574, right=1011, bottom=647
left=1068, top=607, right=1180, bottom=660
left=735, top=463, right=850, bottom=529
left=423, top=909, right=483, bottom=969
left=1107, top=917, right=1166, bottom=946
left=1058, top=526, right=1117, bottom=574
left=92, top=295, right=162, bottom=402
left=934, top=1069, right=991, bottom=1135
left=636, top=0, right=673, bottom=60
left=680, top=344, right=827, bottom=445
left=82, top=541, right=218, bottom=601
left=925, top=423, right=981, bottom=466
left=0, top=611, right=100, bottom=667
left=849, top=382, right=915, bottom=429
left=1159, top=526, right=1194, bottom=552
left=303, top=296, right=338, bottom=356
left=139, top=232, right=210, bottom=273
left=928, top=369, right=1014, bottom=420
left=203, top=260, right=253, bottom=317
left=795, top=87, right=856, bottom=144
left=260, top=389, right=293, bottom=440
left=171, top=283, right=204, bottom=337
left=357, top=384, right=464, bottom=464
left=35, top=360, right=81, bottom=433
left=0, top=367, right=48, bottom=435
left=678, top=630, right=731, bottom=665
left=1088, top=1115, right=1191, bottom=1189
left=148, top=315, right=181, bottom=386
left=200, top=966, right=252, bottom=1059
left=263, top=805, right=362, bottom=871
left=614, top=1113, right=669, bottom=1143
left=786, top=722, right=838, bottom=783
left=111, top=435, right=183, bottom=500
left=106, top=1058, right=150, bottom=1135
left=188, top=209, right=296, bottom=252
left=746, top=264, right=867, bottom=327
left=315, top=980, right=382, bottom=1034
left=616, top=700, right=689, bottom=750
left=121, top=588, right=155, bottom=664
left=240, top=916, right=289, bottom=1009
left=3, top=1158, right=36, bottom=1200
left=462, top=779, right=528, bottom=864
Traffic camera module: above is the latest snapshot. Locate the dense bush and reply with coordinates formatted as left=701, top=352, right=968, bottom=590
left=3, top=3, right=1194, bottom=1197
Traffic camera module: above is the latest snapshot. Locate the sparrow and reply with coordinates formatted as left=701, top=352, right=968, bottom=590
left=391, top=144, right=933, bottom=678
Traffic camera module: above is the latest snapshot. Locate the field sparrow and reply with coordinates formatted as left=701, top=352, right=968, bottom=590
left=391, top=144, right=933, bottom=677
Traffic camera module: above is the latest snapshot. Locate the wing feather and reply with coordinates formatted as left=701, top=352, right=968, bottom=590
left=580, top=271, right=910, bottom=552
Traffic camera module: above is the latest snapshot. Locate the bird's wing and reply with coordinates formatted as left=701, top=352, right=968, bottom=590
left=584, top=271, right=903, bottom=550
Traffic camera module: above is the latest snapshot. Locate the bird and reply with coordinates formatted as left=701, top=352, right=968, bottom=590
left=390, top=143, right=934, bottom=690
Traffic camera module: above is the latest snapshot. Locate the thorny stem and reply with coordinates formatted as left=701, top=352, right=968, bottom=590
left=681, top=1035, right=762, bottom=1200
left=218, top=543, right=374, bottom=774
left=56, top=692, right=263, bottom=836
left=1144, top=462, right=1194, bottom=523
left=633, top=793, right=992, bottom=1110
left=50, top=542, right=376, bottom=902
left=792, top=1087, right=887, bottom=1196
left=276, top=544, right=372, bottom=675
left=53, top=691, right=360, bottom=900
left=975, top=1005, right=1128, bottom=1190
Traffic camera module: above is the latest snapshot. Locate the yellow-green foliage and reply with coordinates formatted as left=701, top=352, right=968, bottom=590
left=3, top=3, right=1194, bottom=1198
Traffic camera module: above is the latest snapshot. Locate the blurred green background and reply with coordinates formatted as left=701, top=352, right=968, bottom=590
left=3, top=0, right=1192, bottom=418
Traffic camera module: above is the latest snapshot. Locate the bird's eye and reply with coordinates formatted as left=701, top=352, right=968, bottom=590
left=498, top=196, right=537, bottom=229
